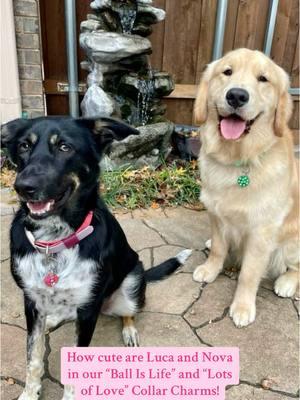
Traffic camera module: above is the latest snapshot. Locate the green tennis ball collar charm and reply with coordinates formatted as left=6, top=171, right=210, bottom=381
left=234, top=161, right=250, bottom=188
left=237, top=174, right=250, bottom=187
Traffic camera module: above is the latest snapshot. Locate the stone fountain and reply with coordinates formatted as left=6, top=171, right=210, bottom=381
left=80, top=0, right=174, bottom=169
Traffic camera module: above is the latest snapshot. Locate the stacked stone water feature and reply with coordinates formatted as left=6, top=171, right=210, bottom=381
left=80, top=0, right=174, bottom=169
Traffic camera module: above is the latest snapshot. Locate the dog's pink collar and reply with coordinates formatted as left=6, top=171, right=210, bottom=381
left=25, top=211, right=94, bottom=254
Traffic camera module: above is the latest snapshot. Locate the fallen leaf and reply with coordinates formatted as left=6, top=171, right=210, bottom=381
left=0, top=167, right=16, bottom=188
left=150, top=201, right=160, bottom=209
left=5, top=377, right=15, bottom=385
left=261, top=377, right=278, bottom=390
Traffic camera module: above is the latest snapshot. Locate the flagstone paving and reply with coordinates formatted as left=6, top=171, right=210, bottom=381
left=1, top=193, right=299, bottom=399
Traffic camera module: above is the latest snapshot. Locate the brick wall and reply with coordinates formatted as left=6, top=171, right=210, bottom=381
left=13, top=0, right=45, bottom=118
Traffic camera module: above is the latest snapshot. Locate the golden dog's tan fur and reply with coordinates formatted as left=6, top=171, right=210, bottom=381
left=193, top=48, right=299, bottom=327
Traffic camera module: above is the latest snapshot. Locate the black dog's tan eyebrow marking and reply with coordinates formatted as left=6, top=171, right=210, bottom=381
left=49, top=134, right=58, bottom=145
left=28, top=132, right=38, bottom=144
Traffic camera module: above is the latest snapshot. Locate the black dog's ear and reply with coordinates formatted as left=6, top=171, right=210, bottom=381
left=1, top=118, right=30, bottom=163
left=77, top=117, right=139, bottom=151
left=1, top=118, right=29, bottom=146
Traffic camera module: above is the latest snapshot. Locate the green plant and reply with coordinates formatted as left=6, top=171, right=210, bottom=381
left=101, top=161, right=201, bottom=209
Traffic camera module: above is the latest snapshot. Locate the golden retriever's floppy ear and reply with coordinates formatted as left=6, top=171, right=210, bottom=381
left=274, top=66, right=293, bottom=137
left=193, top=61, right=217, bottom=125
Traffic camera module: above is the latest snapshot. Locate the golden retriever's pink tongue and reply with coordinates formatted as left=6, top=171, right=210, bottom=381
left=220, top=117, right=246, bottom=140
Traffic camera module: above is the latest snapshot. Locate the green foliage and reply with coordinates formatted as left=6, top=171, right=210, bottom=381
left=101, top=161, right=201, bottom=209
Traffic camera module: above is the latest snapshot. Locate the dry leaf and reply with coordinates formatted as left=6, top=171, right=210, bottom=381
left=0, top=167, right=16, bottom=188
left=150, top=201, right=160, bottom=209
left=261, top=377, right=277, bottom=390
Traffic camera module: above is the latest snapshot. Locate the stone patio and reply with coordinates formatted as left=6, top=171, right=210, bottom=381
left=1, top=191, right=299, bottom=400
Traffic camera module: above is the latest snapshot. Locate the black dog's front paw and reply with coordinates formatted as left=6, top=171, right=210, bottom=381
left=122, top=325, right=140, bottom=347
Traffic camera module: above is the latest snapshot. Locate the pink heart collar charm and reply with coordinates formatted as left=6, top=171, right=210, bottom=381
left=44, top=272, right=59, bottom=287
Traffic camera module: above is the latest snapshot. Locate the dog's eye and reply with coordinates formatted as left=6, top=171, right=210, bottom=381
left=258, top=75, right=268, bottom=82
left=18, top=142, right=30, bottom=152
left=223, top=69, right=232, bottom=76
left=58, top=143, right=72, bottom=152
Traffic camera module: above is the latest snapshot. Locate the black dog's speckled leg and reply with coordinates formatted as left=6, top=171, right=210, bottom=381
left=19, top=296, right=46, bottom=400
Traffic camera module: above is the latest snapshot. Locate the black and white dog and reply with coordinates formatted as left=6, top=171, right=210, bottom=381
left=1, top=117, right=191, bottom=400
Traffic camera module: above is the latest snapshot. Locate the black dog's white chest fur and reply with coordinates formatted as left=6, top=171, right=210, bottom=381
left=16, top=249, right=97, bottom=323
left=15, top=219, right=98, bottom=324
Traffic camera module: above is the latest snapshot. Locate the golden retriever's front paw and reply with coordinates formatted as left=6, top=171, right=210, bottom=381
left=193, top=263, right=220, bottom=283
left=274, top=273, right=298, bottom=298
left=229, top=301, right=256, bottom=328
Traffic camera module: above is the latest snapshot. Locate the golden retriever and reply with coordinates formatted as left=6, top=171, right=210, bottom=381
left=193, top=48, right=299, bottom=327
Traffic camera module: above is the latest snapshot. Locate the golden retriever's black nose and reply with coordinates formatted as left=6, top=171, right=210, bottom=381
left=226, top=88, right=249, bottom=109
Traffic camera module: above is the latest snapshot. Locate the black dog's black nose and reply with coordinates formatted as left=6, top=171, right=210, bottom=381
left=14, top=177, right=39, bottom=198
left=226, top=88, right=249, bottom=109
